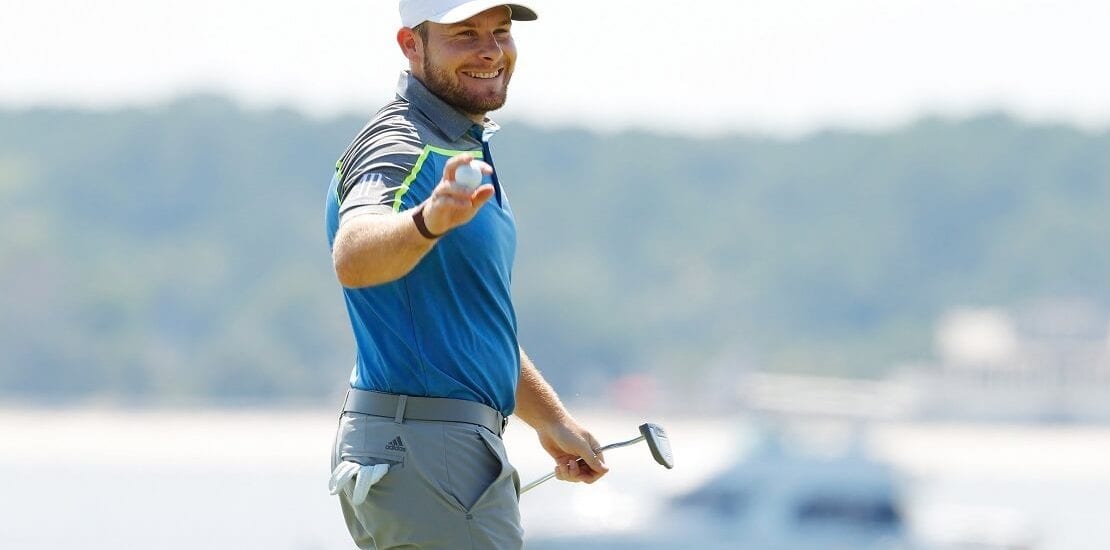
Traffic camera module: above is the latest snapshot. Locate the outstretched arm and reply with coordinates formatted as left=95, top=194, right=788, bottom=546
left=514, top=348, right=610, bottom=483
left=332, top=154, right=495, bottom=288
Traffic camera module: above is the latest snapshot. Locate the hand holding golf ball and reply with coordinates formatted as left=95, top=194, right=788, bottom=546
left=416, top=155, right=495, bottom=237
left=452, top=159, right=487, bottom=191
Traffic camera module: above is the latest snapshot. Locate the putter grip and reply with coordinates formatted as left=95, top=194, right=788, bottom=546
left=519, top=447, right=604, bottom=494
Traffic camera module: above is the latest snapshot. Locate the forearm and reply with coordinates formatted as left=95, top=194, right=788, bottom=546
left=514, top=348, right=571, bottom=430
left=514, top=347, right=609, bottom=482
left=332, top=210, right=436, bottom=288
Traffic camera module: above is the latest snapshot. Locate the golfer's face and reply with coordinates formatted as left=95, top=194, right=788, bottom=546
left=418, top=7, right=516, bottom=116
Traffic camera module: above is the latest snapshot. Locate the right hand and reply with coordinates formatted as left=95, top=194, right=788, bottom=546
left=420, top=154, right=496, bottom=235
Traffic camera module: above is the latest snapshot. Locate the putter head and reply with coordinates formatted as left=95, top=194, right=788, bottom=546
left=639, top=423, right=674, bottom=469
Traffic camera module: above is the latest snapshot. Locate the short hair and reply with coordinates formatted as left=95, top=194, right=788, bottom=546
left=413, top=22, right=428, bottom=43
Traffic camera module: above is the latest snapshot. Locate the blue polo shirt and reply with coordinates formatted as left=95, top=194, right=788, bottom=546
left=325, top=72, right=519, bottom=416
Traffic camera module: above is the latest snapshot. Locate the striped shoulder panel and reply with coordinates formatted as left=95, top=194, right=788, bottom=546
left=335, top=100, right=424, bottom=205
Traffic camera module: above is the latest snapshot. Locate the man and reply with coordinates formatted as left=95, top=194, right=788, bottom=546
left=324, top=1, right=609, bottom=548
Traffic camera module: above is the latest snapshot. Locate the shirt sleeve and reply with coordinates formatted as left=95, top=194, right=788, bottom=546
left=335, top=112, right=424, bottom=225
left=338, top=172, right=400, bottom=222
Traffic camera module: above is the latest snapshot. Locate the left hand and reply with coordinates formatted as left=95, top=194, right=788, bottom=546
left=536, top=419, right=610, bottom=484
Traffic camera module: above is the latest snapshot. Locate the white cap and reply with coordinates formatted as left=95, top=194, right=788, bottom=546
left=399, top=0, right=538, bottom=28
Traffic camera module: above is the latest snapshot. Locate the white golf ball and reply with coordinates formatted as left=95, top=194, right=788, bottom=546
left=454, top=160, right=483, bottom=190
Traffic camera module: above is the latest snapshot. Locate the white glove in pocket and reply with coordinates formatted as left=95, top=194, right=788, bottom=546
left=329, top=461, right=389, bottom=505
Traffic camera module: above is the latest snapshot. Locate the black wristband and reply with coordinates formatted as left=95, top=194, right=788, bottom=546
left=411, top=204, right=444, bottom=240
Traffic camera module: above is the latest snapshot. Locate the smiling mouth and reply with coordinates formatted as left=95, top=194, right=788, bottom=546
left=462, top=69, right=503, bottom=80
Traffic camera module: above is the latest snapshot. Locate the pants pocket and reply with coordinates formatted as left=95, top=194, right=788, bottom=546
left=441, top=424, right=506, bottom=512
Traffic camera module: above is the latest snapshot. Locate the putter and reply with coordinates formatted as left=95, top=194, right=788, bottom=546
left=520, top=422, right=674, bottom=494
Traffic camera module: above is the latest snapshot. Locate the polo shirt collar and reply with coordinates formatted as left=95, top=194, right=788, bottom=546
left=397, top=71, right=497, bottom=142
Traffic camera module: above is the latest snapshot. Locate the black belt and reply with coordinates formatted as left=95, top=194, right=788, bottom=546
left=342, top=388, right=507, bottom=436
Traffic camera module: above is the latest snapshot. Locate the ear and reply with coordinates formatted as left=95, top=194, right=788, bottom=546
left=397, top=27, right=423, bottom=66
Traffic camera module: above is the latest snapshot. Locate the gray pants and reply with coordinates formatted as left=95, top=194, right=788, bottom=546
left=331, top=412, right=523, bottom=549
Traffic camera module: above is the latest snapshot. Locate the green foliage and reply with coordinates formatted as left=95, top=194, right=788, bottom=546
left=2, top=99, right=1108, bottom=402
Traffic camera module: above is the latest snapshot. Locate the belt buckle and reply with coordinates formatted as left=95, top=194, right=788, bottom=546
left=500, top=416, right=508, bottom=435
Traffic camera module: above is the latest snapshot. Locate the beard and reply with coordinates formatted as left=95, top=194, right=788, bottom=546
left=421, top=56, right=511, bottom=117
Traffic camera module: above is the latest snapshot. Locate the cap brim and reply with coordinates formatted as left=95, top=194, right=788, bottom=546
left=431, top=1, right=538, bottom=25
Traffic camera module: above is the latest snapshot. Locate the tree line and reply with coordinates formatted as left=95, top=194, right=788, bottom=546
left=2, top=97, right=1108, bottom=404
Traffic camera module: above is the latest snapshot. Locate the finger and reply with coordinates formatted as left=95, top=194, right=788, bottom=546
left=554, top=457, right=593, bottom=483
left=442, top=153, right=476, bottom=183
left=470, top=184, right=496, bottom=204
left=432, top=187, right=494, bottom=217
left=554, top=460, right=571, bottom=482
left=568, top=458, right=581, bottom=479
left=563, top=457, right=607, bottom=484
left=435, top=180, right=494, bottom=201
left=430, top=193, right=474, bottom=211
left=578, top=450, right=608, bottom=478
left=576, top=433, right=608, bottom=476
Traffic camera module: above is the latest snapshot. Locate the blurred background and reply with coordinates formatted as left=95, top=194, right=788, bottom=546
left=3, top=0, right=1110, bottom=548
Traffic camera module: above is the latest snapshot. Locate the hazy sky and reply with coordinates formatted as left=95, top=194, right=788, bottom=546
left=3, top=0, right=1108, bottom=136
